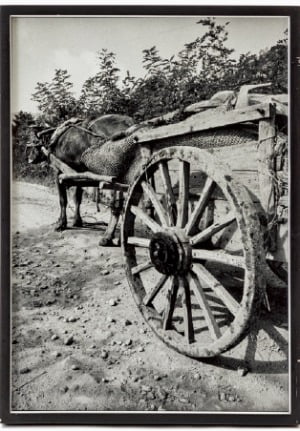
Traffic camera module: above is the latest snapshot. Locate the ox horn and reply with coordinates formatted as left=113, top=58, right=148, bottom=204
left=37, top=127, right=56, bottom=138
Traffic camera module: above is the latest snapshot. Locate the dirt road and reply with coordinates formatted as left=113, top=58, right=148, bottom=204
left=11, top=181, right=289, bottom=412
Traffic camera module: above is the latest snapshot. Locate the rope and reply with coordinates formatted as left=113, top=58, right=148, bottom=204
left=256, top=132, right=282, bottom=248
left=71, top=124, right=107, bottom=140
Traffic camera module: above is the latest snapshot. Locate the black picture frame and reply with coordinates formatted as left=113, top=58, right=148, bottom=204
left=1, top=4, right=300, bottom=426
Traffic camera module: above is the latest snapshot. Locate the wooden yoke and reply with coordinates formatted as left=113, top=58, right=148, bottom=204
left=257, top=104, right=277, bottom=251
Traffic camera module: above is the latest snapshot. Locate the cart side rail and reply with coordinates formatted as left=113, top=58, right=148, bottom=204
left=134, top=102, right=276, bottom=145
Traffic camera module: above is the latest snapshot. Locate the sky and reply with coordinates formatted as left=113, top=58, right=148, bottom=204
left=11, top=16, right=288, bottom=114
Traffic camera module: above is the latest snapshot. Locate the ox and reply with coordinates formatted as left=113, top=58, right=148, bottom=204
left=27, top=114, right=134, bottom=245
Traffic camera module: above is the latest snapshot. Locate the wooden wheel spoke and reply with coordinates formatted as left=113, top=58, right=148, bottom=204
left=162, top=276, right=179, bottom=330
left=132, top=260, right=153, bottom=275
left=143, top=274, right=168, bottom=306
left=190, top=212, right=236, bottom=245
left=192, top=263, right=239, bottom=316
left=127, top=236, right=150, bottom=248
left=185, top=177, right=215, bottom=235
left=180, top=276, right=195, bottom=344
left=176, top=160, right=190, bottom=228
left=130, top=205, right=161, bottom=233
left=141, top=181, right=169, bottom=226
left=192, top=249, right=245, bottom=269
left=189, top=272, right=221, bottom=340
left=159, top=161, right=177, bottom=225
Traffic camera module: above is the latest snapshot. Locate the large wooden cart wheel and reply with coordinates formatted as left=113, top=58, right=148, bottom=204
left=122, top=146, right=263, bottom=358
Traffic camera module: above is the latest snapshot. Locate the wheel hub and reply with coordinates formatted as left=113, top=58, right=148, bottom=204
left=149, top=230, right=191, bottom=275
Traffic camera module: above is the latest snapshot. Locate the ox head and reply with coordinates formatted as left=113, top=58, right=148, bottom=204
left=26, top=126, right=54, bottom=164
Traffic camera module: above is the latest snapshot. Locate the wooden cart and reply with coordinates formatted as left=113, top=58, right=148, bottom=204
left=50, top=95, right=288, bottom=359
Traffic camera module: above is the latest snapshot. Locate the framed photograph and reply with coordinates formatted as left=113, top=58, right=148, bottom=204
left=1, top=5, right=299, bottom=426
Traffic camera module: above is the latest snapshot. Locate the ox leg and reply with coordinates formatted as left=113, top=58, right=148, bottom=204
left=55, top=174, right=68, bottom=231
left=73, top=186, right=83, bottom=227
left=99, top=190, right=123, bottom=247
left=92, top=187, right=100, bottom=212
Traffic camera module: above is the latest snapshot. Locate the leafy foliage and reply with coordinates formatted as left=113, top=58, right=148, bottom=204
left=12, top=110, right=54, bottom=184
left=16, top=20, right=287, bottom=184
left=29, top=19, right=287, bottom=124
left=31, top=69, right=77, bottom=126
left=79, top=49, right=125, bottom=116
left=12, top=110, right=34, bottom=163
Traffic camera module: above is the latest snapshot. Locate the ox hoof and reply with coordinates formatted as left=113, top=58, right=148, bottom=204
left=73, top=218, right=83, bottom=228
left=99, top=237, right=114, bottom=247
left=54, top=219, right=67, bottom=231
left=112, top=237, right=121, bottom=247
left=55, top=224, right=67, bottom=232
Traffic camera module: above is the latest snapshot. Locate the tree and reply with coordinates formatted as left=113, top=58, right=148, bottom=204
left=31, top=69, right=77, bottom=125
left=12, top=110, right=34, bottom=139
left=119, top=71, right=139, bottom=116
left=220, top=29, right=288, bottom=93
left=233, top=52, right=260, bottom=86
left=79, top=49, right=124, bottom=116
left=12, top=110, right=35, bottom=173
left=30, top=22, right=288, bottom=127
left=181, top=18, right=234, bottom=94
left=129, top=19, right=236, bottom=120
left=257, top=34, right=288, bottom=92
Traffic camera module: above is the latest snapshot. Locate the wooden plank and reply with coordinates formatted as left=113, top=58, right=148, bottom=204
left=176, top=161, right=190, bottom=228
left=235, top=83, right=272, bottom=109
left=141, top=181, right=170, bottom=226
left=190, top=212, right=236, bottom=245
left=208, top=141, right=258, bottom=172
left=55, top=179, right=128, bottom=191
left=140, top=110, right=180, bottom=127
left=258, top=114, right=276, bottom=219
left=130, top=205, right=161, bottom=233
left=257, top=107, right=277, bottom=250
left=273, top=101, right=288, bottom=116
left=102, top=182, right=129, bottom=192
left=143, top=274, right=168, bottom=306
left=60, top=180, right=100, bottom=187
left=155, top=172, right=260, bottom=206
left=159, top=161, right=177, bottom=225
left=156, top=169, right=260, bottom=203
left=192, top=264, right=239, bottom=316
left=185, top=177, right=215, bottom=235
left=231, top=171, right=260, bottom=199
left=162, top=276, right=179, bottom=330
left=181, top=276, right=195, bottom=344
left=132, top=261, right=153, bottom=275
left=192, top=249, right=245, bottom=269
left=134, top=103, right=273, bottom=144
left=127, top=237, right=150, bottom=248
left=58, top=172, right=116, bottom=184
left=189, top=272, right=221, bottom=340
left=49, top=155, right=77, bottom=175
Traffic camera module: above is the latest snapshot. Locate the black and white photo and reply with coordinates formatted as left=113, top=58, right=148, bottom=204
left=1, top=6, right=299, bottom=425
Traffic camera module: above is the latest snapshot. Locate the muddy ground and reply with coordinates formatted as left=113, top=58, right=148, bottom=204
left=11, top=181, right=289, bottom=412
